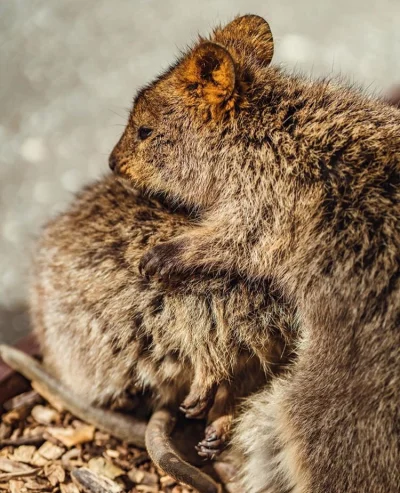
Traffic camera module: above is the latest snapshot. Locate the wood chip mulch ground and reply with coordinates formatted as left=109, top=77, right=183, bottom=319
left=0, top=389, right=207, bottom=493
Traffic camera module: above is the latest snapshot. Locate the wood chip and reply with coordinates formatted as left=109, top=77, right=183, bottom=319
left=128, top=468, right=158, bottom=486
left=0, top=468, right=40, bottom=481
left=2, top=408, right=28, bottom=426
left=0, top=434, right=45, bottom=448
left=37, top=441, right=65, bottom=460
left=104, top=449, right=119, bottom=458
left=0, top=423, right=11, bottom=441
left=0, top=456, right=33, bottom=473
left=130, top=452, right=150, bottom=467
left=30, top=450, right=49, bottom=467
left=61, top=448, right=82, bottom=471
left=136, top=486, right=159, bottom=493
left=71, top=467, right=124, bottom=493
left=9, top=444, right=36, bottom=464
left=31, top=405, right=59, bottom=425
left=160, top=475, right=176, bottom=488
left=9, top=479, right=26, bottom=493
left=94, top=431, right=109, bottom=442
left=23, top=425, right=46, bottom=437
left=24, top=477, right=50, bottom=490
left=10, top=428, right=21, bottom=440
left=1, top=383, right=221, bottom=493
left=60, top=483, right=80, bottom=493
left=44, top=462, right=66, bottom=486
left=47, top=425, right=95, bottom=447
left=88, top=457, right=124, bottom=480
left=2, top=392, right=42, bottom=426
left=3, top=391, right=41, bottom=412
left=171, top=487, right=192, bottom=493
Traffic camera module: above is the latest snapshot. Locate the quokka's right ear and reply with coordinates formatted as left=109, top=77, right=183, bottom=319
left=176, top=42, right=236, bottom=106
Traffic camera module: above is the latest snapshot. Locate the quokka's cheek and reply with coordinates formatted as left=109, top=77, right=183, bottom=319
left=117, top=162, right=152, bottom=188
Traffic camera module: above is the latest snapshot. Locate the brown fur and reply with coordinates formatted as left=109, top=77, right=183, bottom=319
left=30, top=174, right=297, bottom=456
left=110, top=15, right=400, bottom=493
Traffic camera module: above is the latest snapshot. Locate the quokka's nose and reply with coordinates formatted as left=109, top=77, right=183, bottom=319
left=109, top=154, right=118, bottom=172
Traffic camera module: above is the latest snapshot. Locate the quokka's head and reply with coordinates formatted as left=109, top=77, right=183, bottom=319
left=109, top=15, right=274, bottom=208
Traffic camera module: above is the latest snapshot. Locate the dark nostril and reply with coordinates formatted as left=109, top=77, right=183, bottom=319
left=109, top=154, right=118, bottom=172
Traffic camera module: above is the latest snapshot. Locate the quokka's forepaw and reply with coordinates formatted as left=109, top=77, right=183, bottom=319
left=196, top=424, right=226, bottom=460
left=138, top=241, right=184, bottom=282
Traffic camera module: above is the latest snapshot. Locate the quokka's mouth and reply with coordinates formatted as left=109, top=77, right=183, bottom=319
left=108, top=153, right=119, bottom=172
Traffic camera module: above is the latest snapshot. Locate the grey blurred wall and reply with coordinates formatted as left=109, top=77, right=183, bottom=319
left=0, top=0, right=399, bottom=343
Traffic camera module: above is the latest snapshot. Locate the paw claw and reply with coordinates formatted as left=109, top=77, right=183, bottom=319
left=139, top=242, right=186, bottom=285
left=198, top=438, right=221, bottom=450
left=196, top=444, right=218, bottom=460
left=196, top=423, right=228, bottom=459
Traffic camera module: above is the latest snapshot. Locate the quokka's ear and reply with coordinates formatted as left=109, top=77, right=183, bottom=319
left=213, top=15, right=274, bottom=67
left=178, top=42, right=236, bottom=105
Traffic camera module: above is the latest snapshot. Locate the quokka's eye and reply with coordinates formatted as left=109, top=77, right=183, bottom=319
left=138, top=126, right=153, bottom=141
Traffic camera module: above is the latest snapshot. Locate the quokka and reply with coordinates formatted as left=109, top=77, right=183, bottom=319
left=110, top=14, right=400, bottom=493
left=31, top=174, right=296, bottom=457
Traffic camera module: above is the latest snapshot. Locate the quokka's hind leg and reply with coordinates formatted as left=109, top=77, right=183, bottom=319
left=231, top=377, right=309, bottom=493
left=197, top=354, right=272, bottom=460
left=196, top=382, right=235, bottom=459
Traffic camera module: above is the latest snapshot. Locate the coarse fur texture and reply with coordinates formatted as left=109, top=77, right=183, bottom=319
left=110, top=14, right=400, bottom=493
left=31, top=174, right=297, bottom=457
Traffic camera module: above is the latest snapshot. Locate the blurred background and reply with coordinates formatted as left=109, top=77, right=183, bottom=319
left=0, top=0, right=399, bottom=344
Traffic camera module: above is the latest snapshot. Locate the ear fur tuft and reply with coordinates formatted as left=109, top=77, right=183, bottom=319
left=179, top=42, right=235, bottom=105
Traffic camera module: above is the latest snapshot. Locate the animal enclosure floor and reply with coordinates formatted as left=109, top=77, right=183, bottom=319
left=0, top=388, right=236, bottom=493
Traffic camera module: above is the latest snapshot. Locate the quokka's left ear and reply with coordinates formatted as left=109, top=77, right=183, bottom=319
left=213, top=15, right=274, bottom=68
left=177, top=42, right=235, bottom=105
